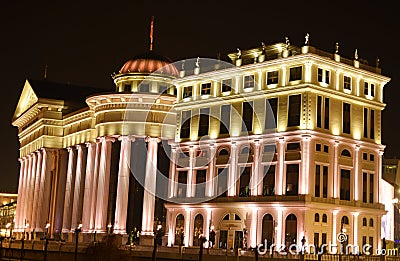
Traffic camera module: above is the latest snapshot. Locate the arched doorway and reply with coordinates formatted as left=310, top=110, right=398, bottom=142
left=285, top=214, right=297, bottom=247
left=175, top=214, right=185, bottom=246
left=262, top=214, right=274, bottom=247
left=218, top=213, right=245, bottom=249
left=193, top=214, right=204, bottom=246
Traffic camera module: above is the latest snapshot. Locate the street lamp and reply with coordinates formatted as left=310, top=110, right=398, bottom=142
left=74, top=224, right=82, bottom=261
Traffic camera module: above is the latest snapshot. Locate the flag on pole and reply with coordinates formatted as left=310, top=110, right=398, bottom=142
left=150, top=16, right=154, bottom=51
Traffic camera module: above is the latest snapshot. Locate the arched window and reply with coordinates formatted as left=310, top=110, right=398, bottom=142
left=369, top=218, right=374, bottom=227
left=362, top=218, right=367, bottom=226
left=193, top=214, right=204, bottom=246
left=235, top=214, right=241, bottom=220
left=341, top=216, right=349, bottom=225
left=223, top=214, right=229, bottom=220
left=322, top=214, right=327, bottom=223
left=175, top=214, right=185, bottom=246
left=219, top=148, right=229, bottom=156
left=285, top=214, right=297, bottom=245
left=314, top=213, right=320, bottom=222
left=262, top=214, right=274, bottom=248
left=341, top=149, right=351, bottom=157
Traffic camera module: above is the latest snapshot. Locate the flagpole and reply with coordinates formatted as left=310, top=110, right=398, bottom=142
left=150, top=16, right=154, bottom=51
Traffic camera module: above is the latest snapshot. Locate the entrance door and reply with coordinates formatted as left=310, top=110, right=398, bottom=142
left=219, top=230, right=228, bottom=249
left=234, top=231, right=244, bottom=249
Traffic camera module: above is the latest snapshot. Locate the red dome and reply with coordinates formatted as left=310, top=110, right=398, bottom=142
left=119, top=51, right=179, bottom=76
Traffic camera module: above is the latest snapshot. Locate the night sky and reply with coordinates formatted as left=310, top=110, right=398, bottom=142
left=0, top=1, right=399, bottom=192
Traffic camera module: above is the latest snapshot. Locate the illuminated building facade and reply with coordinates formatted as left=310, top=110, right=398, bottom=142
left=0, top=193, right=17, bottom=238
left=12, top=37, right=393, bottom=252
left=164, top=42, right=393, bottom=252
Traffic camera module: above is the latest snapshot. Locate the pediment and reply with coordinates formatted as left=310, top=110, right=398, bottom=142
left=12, top=80, right=39, bottom=122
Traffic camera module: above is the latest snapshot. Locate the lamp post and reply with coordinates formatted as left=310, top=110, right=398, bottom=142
left=152, top=223, right=162, bottom=261
left=74, top=224, right=82, bottom=261
left=44, top=222, right=50, bottom=261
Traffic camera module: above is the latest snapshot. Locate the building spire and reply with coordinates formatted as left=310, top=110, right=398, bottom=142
left=149, top=16, right=154, bottom=51
left=44, top=64, right=48, bottom=80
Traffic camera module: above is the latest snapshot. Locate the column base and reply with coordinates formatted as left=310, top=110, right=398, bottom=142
left=140, top=234, right=154, bottom=246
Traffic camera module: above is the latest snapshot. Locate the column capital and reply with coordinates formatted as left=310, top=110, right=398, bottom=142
left=278, top=137, right=285, bottom=143
left=301, top=134, right=312, bottom=140
left=67, top=146, right=75, bottom=152
left=118, top=135, right=135, bottom=142
left=333, top=140, right=340, bottom=147
left=145, top=136, right=161, bottom=144
left=85, top=142, right=95, bottom=147
left=354, top=144, right=360, bottom=151
left=253, top=139, right=261, bottom=146
left=75, top=144, right=84, bottom=150
left=351, top=212, right=360, bottom=217
left=378, top=150, right=384, bottom=156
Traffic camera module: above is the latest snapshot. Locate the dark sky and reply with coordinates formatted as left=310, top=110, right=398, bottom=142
left=0, top=1, right=399, bottom=192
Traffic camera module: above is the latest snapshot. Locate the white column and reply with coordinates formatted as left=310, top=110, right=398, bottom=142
left=332, top=210, right=338, bottom=243
left=251, top=140, right=261, bottom=196
left=141, top=137, right=160, bottom=236
left=301, top=135, right=310, bottom=194
left=250, top=208, right=258, bottom=248
left=31, top=150, right=43, bottom=231
left=36, top=148, right=52, bottom=232
left=352, top=212, right=359, bottom=247
left=82, top=142, right=95, bottom=232
left=26, top=152, right=37, bottom=231
left=95, top=137, right=114, bottom=232
left=333, top=141, right=340, bottom=198
left=168, top=146, right=177, bottom=198
left=354, top=145, right=360, bottom=201
left=377, top=150, right=384, bottom=203
left=15, top=157, right=26, bottom=233
left=276, top=138, right=285, bottom=195
left=228, top=142, right=237, bottom=196
left=89, top=140, right=102, bottom=231
left=114, top=136, right=133, bottom=234
left=276, top=207, right=283, bottom=246
left=187, top=146, right=195, bottom=197
left=71, top=145, right=85, bottom=230
left=22, top=155, right=32, bottom=232
left=184, top=209, right=191, bottom=247
left=206, top=144, right=216, bottom=198
left=62, top=147, right=75, bottom=233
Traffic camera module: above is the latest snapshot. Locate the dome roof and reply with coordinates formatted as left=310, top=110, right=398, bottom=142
left=119, top=51, right=179, bottom=76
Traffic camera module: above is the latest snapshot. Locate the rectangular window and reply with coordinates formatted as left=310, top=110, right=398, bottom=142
left=221, top=79, right=232, bottom=93
left=344, top=76, right=351, bottom=90
left=314, top=233, right=320, bottom=248
left=220, top=105, right=231, bottom=135
left=265, top=98, right=278, bottom=129
left=198, top=108, right=210, bottom=137
left=244, top=75, right=255, bottom=88
left=239, top=167, right=251, bottom=197
left=286, top=164, right=299, bottom=196
left=322, top=233, right=327, bottom=245
left=364, top=108, right=368, bottom=138
left=124, top=83, right=131, bottom=92
left=364, top=82, right=369, bottom=95
left=139, top=83, right=150, bottom=92
left=264, top=144, right=276, bottom=153
left=369, top=237, right=373, bottom=253
left=371, top=84, right=375, bottom=97
left=201, top=82, right=211, bottom=95
left=315, top=165, right=320, bottom=197
left=242, top=101, right=253, bottom=132
left=340, top=169, right=351, bottom=201
left=289, top=66, right=302, bottom=81
left=324, top=98, right=329, bottom=129
left=316, top=143, right=321, bottom=152
left=263, top=165, right=275, bottom=196
left=363, top=153, right=368, bottom=160
left=217, top=168, right=228, bottom=197
left=267, top=71, right=279, bottom=85
left=370, top=174, right=374, bottom=203
left=370, top=110, right=375, bottom=139
left=287, top=142, right=300, bottom=151
left=183, top=86, right=193, bottom=98
left=177, top=171, right=187, bottom=198
left=159, top=84, right=168, bottom=94
left=363, top=172, right=367, bottom=203
left=180, top=110, right=191, bottom=139
left=343, top=103, right=351, bottom=134
left=370, top=154, right=374, bottom=162
left=318, top=68, right=330, bottom=84
left=288, top=94, right=301, bottom=127
left=195, top=170, right=206, bottom=198
left=317, top=96, right=322, bottom=128
left=322, top=166, right=328, bottom=198
left=323, top=145, right=329, bottom=153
